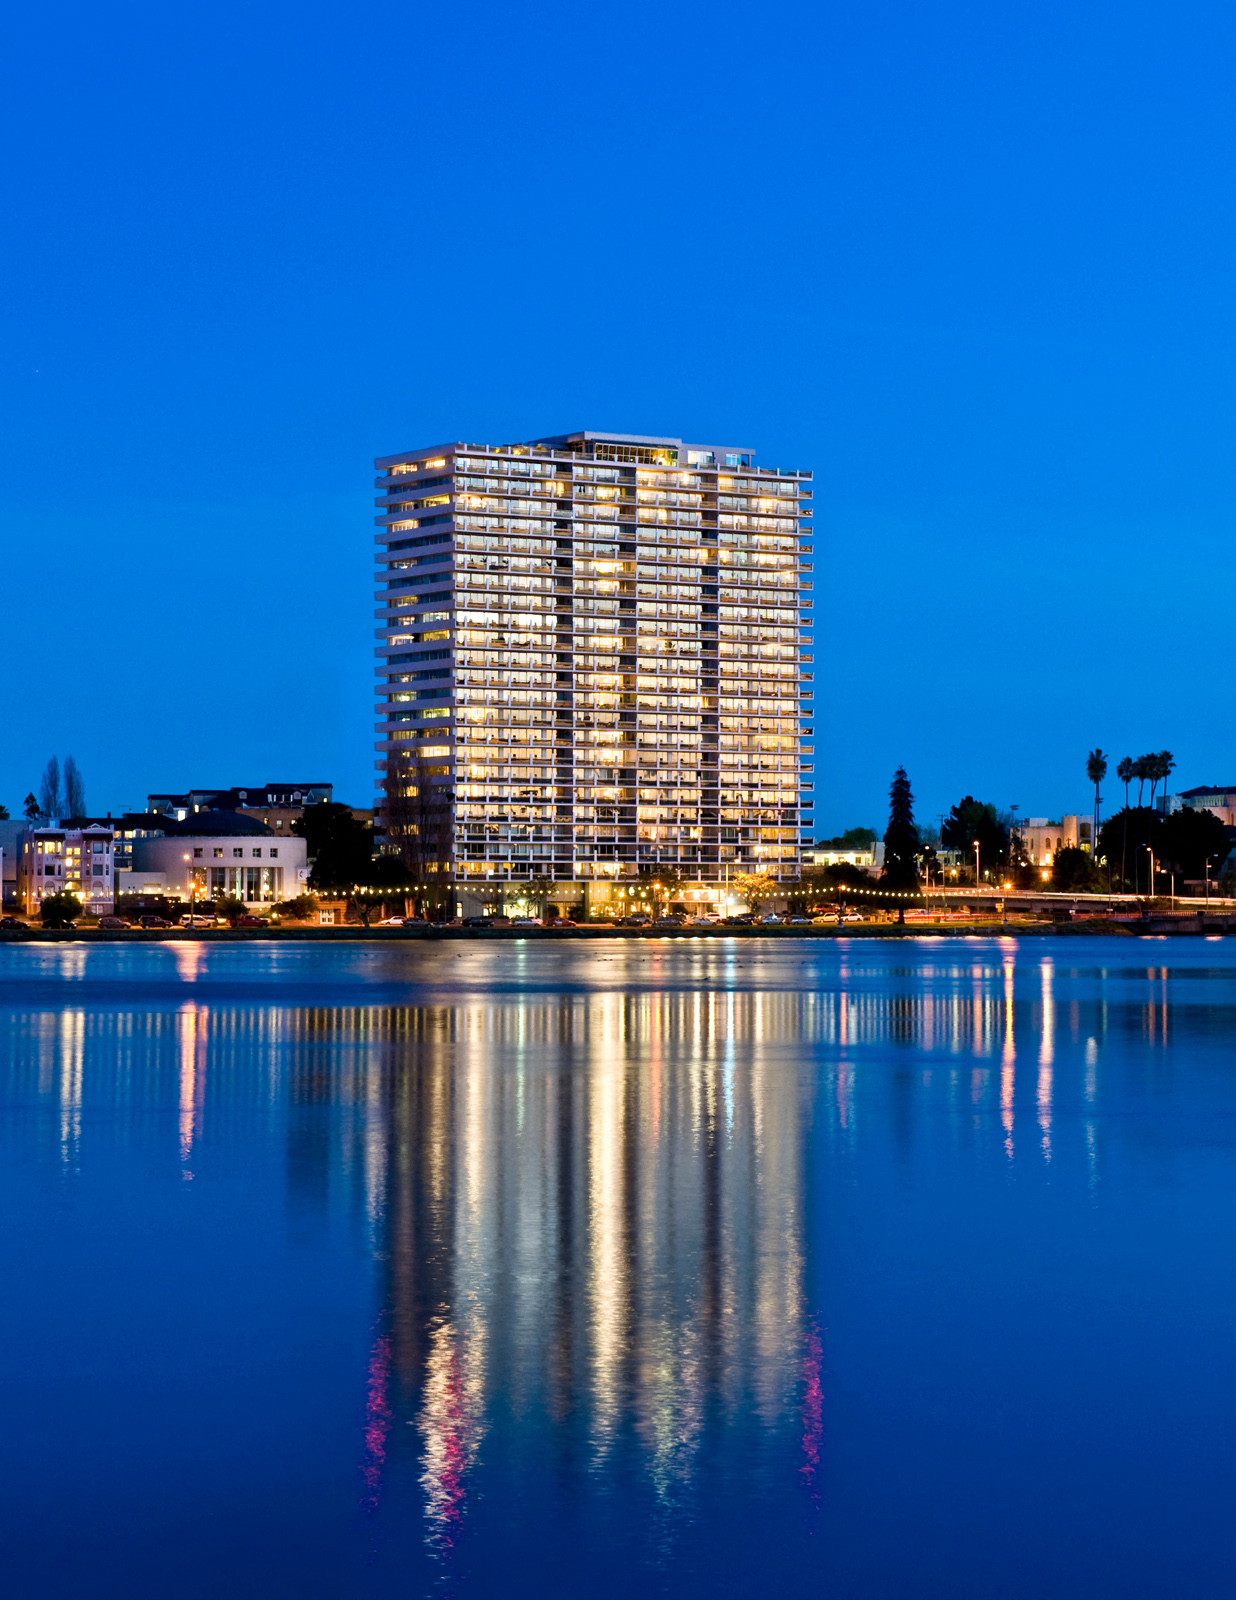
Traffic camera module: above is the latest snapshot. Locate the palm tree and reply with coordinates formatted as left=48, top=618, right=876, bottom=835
left=1133, top=754, right=1153, bottom=809
left=1086, top=749, right=1107, bottom=854
left=1112, top=756, right=1135, bottom=891
left=1156, top=750, right=1176, bottom=813
left=1116, top=756, right=1134, bottom=809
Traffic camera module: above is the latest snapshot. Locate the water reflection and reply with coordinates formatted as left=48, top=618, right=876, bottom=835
left=347, top=991, right=810, bottom=1551
left=1, top=939, right=1226, bottom=1591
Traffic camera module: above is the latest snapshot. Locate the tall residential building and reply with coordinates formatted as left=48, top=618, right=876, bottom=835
left=373, top=430, right=814, bottom=914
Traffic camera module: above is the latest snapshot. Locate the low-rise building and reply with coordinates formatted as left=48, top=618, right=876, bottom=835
left=17, top=824, right=116, bottom=915
left=1161, top=786, right=1236, bottom=824
left=802, top=840, right=884, bottom=872
left=0, top=819, right=22, bottom=907
left=123, top=832, right=309, bottom=905
left=147, top=783, right=332, bottom=823
left=1018, top=815, right=1092, bottom=866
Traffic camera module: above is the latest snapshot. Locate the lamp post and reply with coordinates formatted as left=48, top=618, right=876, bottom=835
left=182, top=853, right=194, bottom=922
left=973, top=840, right=981, bottom=890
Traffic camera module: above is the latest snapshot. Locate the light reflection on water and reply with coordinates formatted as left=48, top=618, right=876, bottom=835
left=3, top=937, right=1236, bottom=1598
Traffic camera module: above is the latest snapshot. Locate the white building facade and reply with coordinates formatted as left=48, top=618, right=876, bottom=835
left=1018, top=815, right=1092, bottom=867
left=122, top=834, right=309, bottom=904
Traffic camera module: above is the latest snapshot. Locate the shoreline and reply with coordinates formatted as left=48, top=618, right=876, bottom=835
left=0, top=917, right=1230, bottom=943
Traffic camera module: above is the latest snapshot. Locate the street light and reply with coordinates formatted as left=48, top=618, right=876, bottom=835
left=182, top=852, right=195, bottom=921
left=973, top=840, right=981, bottom=887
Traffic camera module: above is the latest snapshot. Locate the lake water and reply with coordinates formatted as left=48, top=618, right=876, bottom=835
left=2, top=936, right=1236, bottom=1598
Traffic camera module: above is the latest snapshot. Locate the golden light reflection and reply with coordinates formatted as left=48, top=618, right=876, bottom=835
left=1001, top=960, right=1016, bottom=1159
left=59, top=1009, right=83, bottom=1170
left=177, top=1003, right=206, bottom=1173
left=1038, top=961, right=1055, bottom=1161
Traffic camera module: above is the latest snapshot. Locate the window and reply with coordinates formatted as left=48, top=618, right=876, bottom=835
left=213, top=848, right=223, bottom=858
left=252, top=848, right=262, bottom=858
left=92, top=841, right=103, bottom=854
left=233, top=848, right=243, bottom=859
left=269, top=848, right=278, bottom=858
left=193, top=848, right=203, bottom=858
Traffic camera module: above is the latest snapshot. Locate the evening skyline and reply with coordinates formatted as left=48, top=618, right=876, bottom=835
left=4, top=0, right=1234, bottom=830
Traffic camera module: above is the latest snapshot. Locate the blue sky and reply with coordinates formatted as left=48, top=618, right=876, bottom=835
left=3, top=0, right=1234, bottom=834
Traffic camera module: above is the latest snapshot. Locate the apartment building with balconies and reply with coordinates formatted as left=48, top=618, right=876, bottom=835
left=374, top=430, right=814, bottom=913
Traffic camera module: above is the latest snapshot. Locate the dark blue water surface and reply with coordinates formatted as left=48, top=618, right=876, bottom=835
left=2, top=936, right=1236, bottom=1598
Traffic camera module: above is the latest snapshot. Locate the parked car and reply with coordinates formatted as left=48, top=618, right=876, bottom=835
left=97, top=916, right=131, bottom=930
left=510, top=917, right=540, bottom=928
left=654, top=914, right=687, bottom=928
left=236, top=914, right=267, bottom=928
left=618, top=913, right=652, bottom=927
left=0, top=916, right=28, bottom=930
left=723, top=913, right=755, bottom=926
left=376, top=916, right=406, bottom=926
left=461, top=916, right=494, bottom=929
left=180, top=914, right=212, bottom=928
left=139, top=915, right=172, bottom=929
left=544, top=917, right=576, bottom=928
left=786, top=915, right=814, bottom=926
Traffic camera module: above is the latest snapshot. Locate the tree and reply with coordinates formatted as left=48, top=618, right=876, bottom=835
left=1098, top=808, right=1165, bottom=892
left=882, top=768, right=919, bottom=914
left=1154, top=750, right=1176, bottom=812
left=637, top=864, right=683, bottom=898
left=1133, top=754, right=1152, bottom=809
left=273, top=894, right=318, bottom=921
left=812, top=861, right=871, bottom=891
left=940, top=796, right=1007, bottom=875
left=733, top=869, right=774, bottom=905
left=40, top=891, right=81, bottom=929
left=823, top=826, right=876, bottom=848
left=0, top=804, right=8, bottom=821
left=215, top=896, right=247, bottom=925
left=22, top=793, right=39, bottom=821
left=63, top=756, right=85, bottom=820
left=382, top=754, right=454, bottom=916
left=1161, top=806, right=1229, bottom=883
left=292, top=801, right=375, bottom=889
left=1051, top=846, right=1101, bottom=892
left=38, top=757, right=62, bottom=820
left=525, top=874, right=557, bottom=916
left=1115, top=757, right=1135, bottom=885
left=1086, top=749, right=1108, bottom=850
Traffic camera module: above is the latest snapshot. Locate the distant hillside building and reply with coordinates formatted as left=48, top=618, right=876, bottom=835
left=147, top=783, right=332, bottom=822
left=1160, top=786, right=1236, bottom=824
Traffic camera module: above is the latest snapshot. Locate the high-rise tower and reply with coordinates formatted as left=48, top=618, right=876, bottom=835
left=373, top=431, right=813, bottom=916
